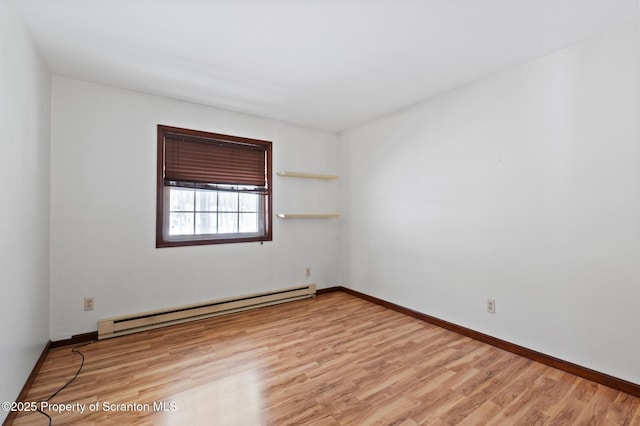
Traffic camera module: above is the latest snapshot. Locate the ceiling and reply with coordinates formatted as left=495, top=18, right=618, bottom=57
left=13, top=0, right=639, bottom=132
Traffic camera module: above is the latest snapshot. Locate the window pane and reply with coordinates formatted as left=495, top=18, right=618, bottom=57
left=169, top=188, right=194, bottom=211
left=218, top=192, right=238, bottom=212
left=195, top=213, right=217, bottom=234
left=239, top=193, right=258, bottom=212
left=195, top=190, right=217, bottom=212
left=169, top=213, right=194, bottom=235
left=218, top=213, right=238, bottom=233
left=239, top=213, right=258, bottom=233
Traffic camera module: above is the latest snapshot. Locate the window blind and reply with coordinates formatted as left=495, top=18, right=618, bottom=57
left=164, top=135, right=267, bottom=187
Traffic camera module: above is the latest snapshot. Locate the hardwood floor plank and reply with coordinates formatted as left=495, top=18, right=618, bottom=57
left=603, top=392, right=640, bottom=425
left=455, top=400, right=502, bottom=426
left=574, top=384, right=621, bottom=424
left=10, top=292, right=640, bottom=425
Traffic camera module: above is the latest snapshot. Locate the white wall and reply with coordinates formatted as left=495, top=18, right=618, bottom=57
left=0, top=0, right=51, bottom=417
left=50, top=77, right=339, bottom=340
left=340, top=23, right=640, bottom=384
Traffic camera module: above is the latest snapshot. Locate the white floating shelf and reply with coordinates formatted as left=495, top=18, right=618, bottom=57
left=277, top=171, right=339, bottom=180
left=277, top=213, right=340, bottom=219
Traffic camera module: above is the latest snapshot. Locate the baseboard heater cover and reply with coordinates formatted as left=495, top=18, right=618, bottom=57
left=98, top=284, right=316, bottom=339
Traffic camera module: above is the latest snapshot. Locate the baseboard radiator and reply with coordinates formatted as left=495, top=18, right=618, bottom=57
left=98, top=284, right=316, bottom=340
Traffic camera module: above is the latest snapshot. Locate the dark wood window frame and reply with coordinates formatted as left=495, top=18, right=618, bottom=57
left=156, top=125, right=272, bottom=248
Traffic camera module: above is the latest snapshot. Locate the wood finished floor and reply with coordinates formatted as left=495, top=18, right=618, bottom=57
left=12, top=292, right=640, bottom=425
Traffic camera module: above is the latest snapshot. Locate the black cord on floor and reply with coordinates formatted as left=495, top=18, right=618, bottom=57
left=36, top=341, right=94, bottom=426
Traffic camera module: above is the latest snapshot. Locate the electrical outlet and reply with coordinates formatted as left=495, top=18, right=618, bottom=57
left=306, top=267, right=311, bottom=278
left=487, top=299, right=495, bottom=314
left=84, top=297, right=94, bottom=311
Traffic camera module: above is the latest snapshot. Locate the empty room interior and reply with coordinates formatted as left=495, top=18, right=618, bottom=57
left=2, top=0, right=640, bottom=424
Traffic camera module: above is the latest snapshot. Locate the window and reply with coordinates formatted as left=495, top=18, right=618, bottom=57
left=156, top=125, right=272, bottom=247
